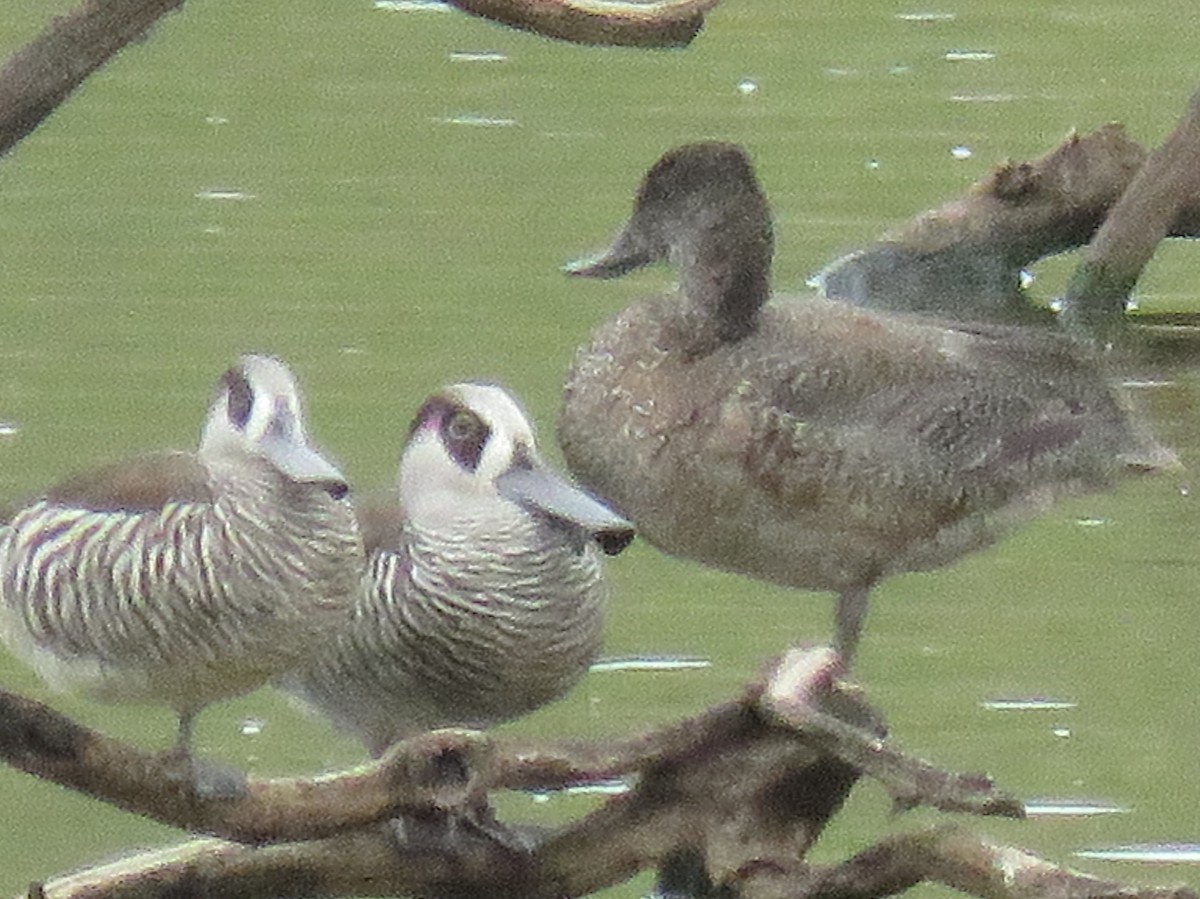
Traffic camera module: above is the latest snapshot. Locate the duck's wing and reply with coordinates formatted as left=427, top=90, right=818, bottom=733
left=744, top=310, right=1132, bottom=531
left=41, top=452, right=213, bottom=512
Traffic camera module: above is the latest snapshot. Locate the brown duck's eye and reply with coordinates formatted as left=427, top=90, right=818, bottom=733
left=223, top=368, right=254, bottom=430
left=441, top=408, right=489, bottom=471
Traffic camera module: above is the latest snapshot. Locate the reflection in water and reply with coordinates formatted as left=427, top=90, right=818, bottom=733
left=1075, top=844, right=1200, bottom=864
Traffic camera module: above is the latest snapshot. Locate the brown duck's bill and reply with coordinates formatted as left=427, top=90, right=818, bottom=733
left=564, top=230, right=655, bottom=280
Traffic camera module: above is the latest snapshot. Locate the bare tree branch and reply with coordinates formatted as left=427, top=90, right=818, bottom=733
left=7, top=649, right=1042, bottom=899
left=0, top=0, right=184, bottom=158
left=0, top=686, right=496, bottom=843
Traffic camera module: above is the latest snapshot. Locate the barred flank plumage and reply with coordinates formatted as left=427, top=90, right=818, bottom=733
left=0, top=356, right=363, bottom=739
left=0, top=460, right=361, bottom=711
left=293, top=515, right=607, bottom=757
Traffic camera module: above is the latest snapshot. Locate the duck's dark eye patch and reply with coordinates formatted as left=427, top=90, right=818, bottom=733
left=223, top=368, right=254, bottom=430
left=441, top=408, right=490, bottom=472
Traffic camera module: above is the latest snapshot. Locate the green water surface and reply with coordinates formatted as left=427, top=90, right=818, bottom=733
left=1, top=0, right=1198, bottom=895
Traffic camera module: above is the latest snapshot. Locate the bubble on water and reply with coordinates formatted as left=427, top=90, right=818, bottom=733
left=239, top=717, right=266, bottom=737
left=895, top=11, right=956, bottom=22
left=950, top=145, right=973, bottom=159
left=736, top=78, right=759, bottom=95
left=1052, top=726, right=1071, bottom=739
left=0, top=421, right=19, bottom=437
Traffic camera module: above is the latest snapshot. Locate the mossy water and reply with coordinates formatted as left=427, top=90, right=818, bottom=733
left=1, top=0, right=1198, bottom=894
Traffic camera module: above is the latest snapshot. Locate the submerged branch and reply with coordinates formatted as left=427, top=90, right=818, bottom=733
left=816, top=120, right=1200, bottom=329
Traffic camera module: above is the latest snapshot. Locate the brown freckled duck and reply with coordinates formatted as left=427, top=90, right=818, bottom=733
left=559, top=141, right=1173, bottom=666
left=0, top=355, right=363, bottom=760
left=283, top=382, right=634, bottom=757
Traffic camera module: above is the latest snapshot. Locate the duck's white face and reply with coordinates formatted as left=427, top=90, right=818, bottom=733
left=400, top=383, right=538, bottom=519
left=200, top=354, right=348, bottom=496
left=400, top=382, right=634, bottom=551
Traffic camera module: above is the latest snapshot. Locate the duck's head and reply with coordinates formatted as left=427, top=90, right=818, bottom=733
left=200, top=354, right=349, bottom=500
left=568, top=142, right=775, bottom=352
left=401, top=382, right=635, bottom=555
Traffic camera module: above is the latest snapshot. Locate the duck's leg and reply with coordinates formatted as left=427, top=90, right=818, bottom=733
left=834, top=584, right=872, bottom=669
left=168, top=705, right=247, bottom=799
left=174, top=707, right=197, bottom=757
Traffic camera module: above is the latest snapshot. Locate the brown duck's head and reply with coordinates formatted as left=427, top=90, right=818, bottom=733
left=568, top=142, right=775, bottom=351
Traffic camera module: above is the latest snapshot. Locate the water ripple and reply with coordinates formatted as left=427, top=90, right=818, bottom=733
left=590, top=655, right=712, bottom=673
left=449, top=51, right=507, bottom=62
left=1024, top=799, right=1130, bottom=818
left=439, top=114, right=517, bottom=127
left=1076, top=844, right=1200, bottom=864
left=195, top=188, right=255, bottom=201
left=945, top=50, right=996, bottom=62
left=375, top=0, right=452, bottom=11
left=530, top=778, right=631, bottom=802
left=980, top=697, right=1078, bottom=712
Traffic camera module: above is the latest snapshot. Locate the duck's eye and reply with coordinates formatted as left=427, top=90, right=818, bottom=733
left=441, top=409, right=489, bottom=471
left=223, top=369, right=255, bottom=430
